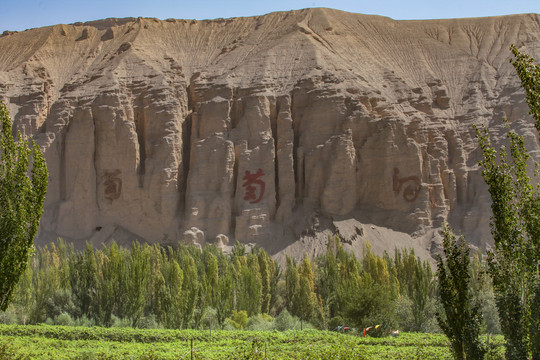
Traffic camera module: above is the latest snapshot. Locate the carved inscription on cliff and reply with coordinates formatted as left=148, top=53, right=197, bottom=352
left=392, top=168, right=420, bottom=202
left=103, top=169, right=122, bottom=201
left=242, top=168, right=265, bottom=204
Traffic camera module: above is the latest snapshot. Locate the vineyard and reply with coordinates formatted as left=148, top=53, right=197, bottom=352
left=0, top=324, right=505, bottom=359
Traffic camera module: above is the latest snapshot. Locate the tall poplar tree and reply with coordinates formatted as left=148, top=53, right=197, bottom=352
left=285, top=255, right=299, bottom=316
left=436, top=225, right=486, bottom=360
left=0, top=102, right=48, bottom=311
left=215, top=256, right=233, bottom=328
left=476, top=45, right=540, bottom=360
left=258, top=249, right=272, bottom=314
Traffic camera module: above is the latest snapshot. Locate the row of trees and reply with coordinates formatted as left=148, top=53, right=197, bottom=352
left=290, top=236, right=498, bottom=334
left=3, top=240, right=280, bottom=329
left=1, top=236, right=500, bottom=334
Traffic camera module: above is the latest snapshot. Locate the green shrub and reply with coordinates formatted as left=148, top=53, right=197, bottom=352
left=54, top=312, right=74, bottom=326
left=393, top=296, right=414, bottom=331
left=111, top=315, right=131, bottom=328
left=45, top=289, right=78, bottom=321
left=199, top=307, right=217, bottom=330
left=246, top=314, right=274, bottom=331
left=227, top=310, right=248, bottom=329
left=327, top=316, right=345, bottom=331
left=0, top=309, right=17, bottom=325
left=274, top=309, right=300, bottom=331
left=73, top=315, right=95, bottom=327
left=136, top=314, right=161, bottom=329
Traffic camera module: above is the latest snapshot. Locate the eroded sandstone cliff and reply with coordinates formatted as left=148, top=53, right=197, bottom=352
left=1, top=9, right=539, bottom=260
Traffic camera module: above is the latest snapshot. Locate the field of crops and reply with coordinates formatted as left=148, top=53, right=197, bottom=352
left=0, top=324, right=505, bottom=359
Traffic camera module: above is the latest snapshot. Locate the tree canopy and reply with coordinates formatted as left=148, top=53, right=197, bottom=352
left=0, top=101, right=49, bottom=311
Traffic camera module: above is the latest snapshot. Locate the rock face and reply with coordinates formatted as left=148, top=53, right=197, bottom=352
left=1, top=9, right=539, bottom=259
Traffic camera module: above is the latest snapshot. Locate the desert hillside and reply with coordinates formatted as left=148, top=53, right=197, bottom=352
left=1, top=8, right=539, bottom=260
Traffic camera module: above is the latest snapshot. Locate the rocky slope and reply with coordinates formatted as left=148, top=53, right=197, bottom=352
left=1, top=9, right=539, bottom=260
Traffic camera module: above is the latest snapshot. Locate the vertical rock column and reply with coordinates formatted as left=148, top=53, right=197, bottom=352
left=52, top=101, right=99, bottom=239
left=184, top=97, right=235, bottom=246
left=233, top=96, right=276, bottom=243
left=275, top=95, right=296, bottom=222
left=303, top=130, right=358, bottom=216
left=320, top=129, right=358, bottom=216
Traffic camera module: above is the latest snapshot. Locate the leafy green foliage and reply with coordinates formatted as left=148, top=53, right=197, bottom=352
left=246, top=313, right=274, bottom=331
left=316, top=238, right=400, bottom=332
left=227, top=310, right=248, bottom=329
left=3, top=240, right=284, bottom=329
left=285, top=255, right=299, bottom=317
left=2, top=233, right=498, bottom=336
left=394, top=249, right=436, bottom=332
left=2, top=233, right=454, bottom=333
left=273, top=308, right=299, bottom=331
left=0, top=102, right=48, bottom=311
left=476, top=45, right=540, bottom=360
left=294, top=254, right=318, bottom=329
left=436, top=224, right=486, bottom=360
left=0, top=324, right=505, bottom=359
left=510, top=45, right=540, bottom=131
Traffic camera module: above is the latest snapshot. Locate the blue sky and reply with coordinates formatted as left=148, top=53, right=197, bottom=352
left=1, top=0, right=538, bottom=32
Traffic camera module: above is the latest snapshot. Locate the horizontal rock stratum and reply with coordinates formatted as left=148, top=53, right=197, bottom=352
left=1, top=9, right=539, bottom=260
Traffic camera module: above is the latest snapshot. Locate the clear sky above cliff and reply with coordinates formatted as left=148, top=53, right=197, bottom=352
left=1, top=0, right=538, bottom=32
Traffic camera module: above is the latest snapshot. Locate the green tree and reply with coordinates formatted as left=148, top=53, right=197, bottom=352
left=469, top=252, right=502, bottom=335
left=338, top=270, right=395, bottom=331
left=268, top=260, right=281, bottom=315
left=191, top=248, right=219, bottom=329
left=179, top=250, right=198, bottom=328
left=236, top=253, right=262, bottom=316
left=32, top=245, right=62, bottom=323
left=203, top=249, right=219, bottom=310
left=476, top=45, right=540, bottom=359
left=257, top=249, right=272, bottom=314
left=70, top=242, right=97, bottom=321
left=0, top=102, right=48, bottom=311
left=215, top=256, right=233, bottom=328
left=391, top=248, right=436, bottom=332
left=410, top=259, right=434, bottom=331
left=145, top=244, right=164, bottom=321
left=125, top=242, right=149, bottom=326
left=95, top=242, right=127, bottom=325
left=285, top=255, right=299, bottom=315
left=8, top=263, right=33, bottom=324
left=296, top=253, right=318, bottom=329
left=320, top=241, right=395, bottom=331
left=436, top=224, right=486, bottom=360
left=158, top=258, right=184, bottom=328
left=315, top=236, right=341, bottom=322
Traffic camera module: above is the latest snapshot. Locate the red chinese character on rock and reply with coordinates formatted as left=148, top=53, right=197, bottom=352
left=242, top=168, right=265, bottom=204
